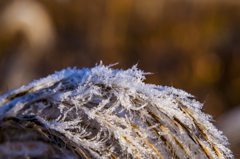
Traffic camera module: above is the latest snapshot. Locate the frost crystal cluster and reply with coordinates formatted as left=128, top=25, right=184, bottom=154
left=0, top=62, right=233, bottom=159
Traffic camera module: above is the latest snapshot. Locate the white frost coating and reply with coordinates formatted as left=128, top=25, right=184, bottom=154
left=0, top=62, right=233, bottom=159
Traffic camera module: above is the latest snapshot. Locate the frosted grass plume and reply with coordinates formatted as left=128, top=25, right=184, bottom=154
left=0, top=62, right=233, bottom=158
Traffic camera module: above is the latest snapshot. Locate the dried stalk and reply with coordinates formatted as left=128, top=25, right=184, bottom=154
left=0, top=62, right=233, bottom=159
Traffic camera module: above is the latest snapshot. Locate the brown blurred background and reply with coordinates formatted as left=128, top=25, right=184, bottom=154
left=0, top=0, right=240, bottom=157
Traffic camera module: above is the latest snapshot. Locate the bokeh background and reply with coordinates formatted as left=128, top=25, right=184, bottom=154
left=0, top=0, right=240, bottom=157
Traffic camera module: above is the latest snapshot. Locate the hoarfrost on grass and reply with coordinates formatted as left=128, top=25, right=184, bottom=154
left=0, top=61, right=233, bottom=159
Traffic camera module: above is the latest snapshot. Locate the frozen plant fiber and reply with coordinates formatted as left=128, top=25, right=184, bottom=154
left=0, top=62, right=233, bottom=159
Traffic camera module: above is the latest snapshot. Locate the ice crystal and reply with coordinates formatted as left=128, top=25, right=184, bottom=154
left=0, top=62, right=233, bottom=158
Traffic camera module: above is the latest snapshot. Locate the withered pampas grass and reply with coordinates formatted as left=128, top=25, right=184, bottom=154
left=0, top=62, right=233, bottom=158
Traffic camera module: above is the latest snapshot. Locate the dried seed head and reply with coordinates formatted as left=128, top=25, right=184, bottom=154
left=0, top=62, right=233, bottom=158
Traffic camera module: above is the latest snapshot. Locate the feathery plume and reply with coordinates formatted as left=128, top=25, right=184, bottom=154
left=0, top=62, right=233, bottom=158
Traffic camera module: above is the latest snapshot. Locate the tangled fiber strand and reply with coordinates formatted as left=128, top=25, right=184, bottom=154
left=0, top=62, right=233, bottom=159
